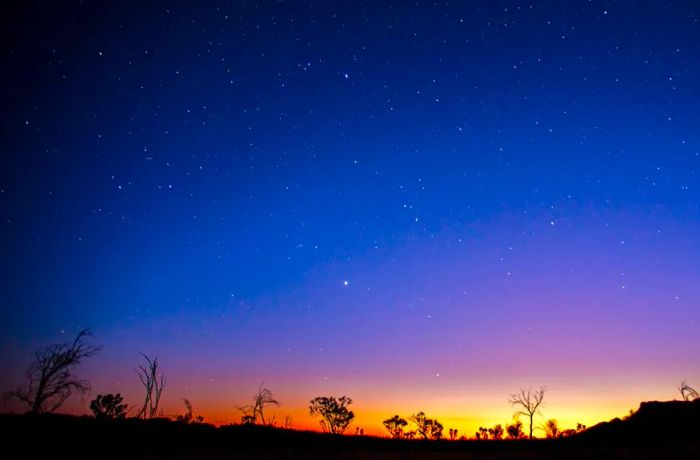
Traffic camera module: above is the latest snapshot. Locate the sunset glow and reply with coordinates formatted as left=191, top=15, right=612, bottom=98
left=2, top=1, right=699, bottom=440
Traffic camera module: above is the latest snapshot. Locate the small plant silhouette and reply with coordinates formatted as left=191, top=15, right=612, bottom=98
left=476, top=424, right=503, bottom=440
left=489, top=424, right=504, bottom=440
left=544, top=418, right=560, bottom=438
left=560, top=422, right=586, bottom=437
left=90, top=393, right=127, bottom=420
left=448, top=428, right=459, bottom=440
left=176, top=398, right=204, bottom=424
left=237, top=384, right=280, bottom=425
left=309, top=395, right=354, bottom=434
left=505, top=419, right=525, bottom=439
left=240, top=414, right=256, bottom=424
left=679, top=381, right=699, bottom=401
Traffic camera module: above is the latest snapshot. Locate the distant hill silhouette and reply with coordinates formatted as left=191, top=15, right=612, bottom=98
left=579, top=399, right=700, bottom=444
left=2, top=400, right=698, bottom=459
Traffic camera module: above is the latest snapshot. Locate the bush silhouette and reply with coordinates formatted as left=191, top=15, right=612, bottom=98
left=382, top=415, right=408, bottom=439
left=409, top=411, right=443, bottom=440
left=489, top=424, right=504, bottom=440
left=176, top=398, right=203, bottom=424
left=506, top=420, right=525, bottom=439
left=544, top=419, right=560, bottom=438
left=448, top=428, right=458, bottom=440
left=309, top=395, right=354, bottom=434
left=90, top=393, right=127, bottom=421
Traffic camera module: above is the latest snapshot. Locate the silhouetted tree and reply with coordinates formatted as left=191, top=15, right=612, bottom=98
left=679, top=381, right=699, bottom=401
left=449, top=428, right=458, bottom=440
left=544, top=418, right=560, bottom=438
left=383, top=415, right=408, bottom=439
left=282, top=415, right=294, bottom=429
left=489, top=424, right=504, bottom=440
left=90, top=393, right=127, bottom=420
left=238, top=384, right=280, bottom=425
left=409, top=411, right=443, bottom=440
left=10, top=329, right=100, bottom=413
left=355, top=427, right=364, bottom=436
left=309, top=395, right=354, bottom=434
left=506, top=419, right=525, bottom=439
left=176, top=398, right=203, bottom=424
left=509, top=387, right=545, bottom=439
left=476, top=426, right=489, bottom=440
left=136, top=353, right=166, bottom=419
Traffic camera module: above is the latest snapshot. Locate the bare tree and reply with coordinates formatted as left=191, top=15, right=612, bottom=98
left=237, top=383, right=280, bottom=425
left=509, top=387, right=546, bottom=439
left=10, top=329, right=100, bottom=413
left=136, top=353, right=166, bottom=419
left=679, top=381, right=699, bottom=401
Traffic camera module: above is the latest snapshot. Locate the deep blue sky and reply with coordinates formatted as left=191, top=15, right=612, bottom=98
left=1, top=0, right=699, bottom=430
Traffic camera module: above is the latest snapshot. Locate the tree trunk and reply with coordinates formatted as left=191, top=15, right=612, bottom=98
left=31, top=373, right=48, bottom=413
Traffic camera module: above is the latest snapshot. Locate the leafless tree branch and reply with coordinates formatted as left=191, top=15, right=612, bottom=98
left=136, top=353, right=166, bottom=419
left=9, top=329, right=100, bottom=413
left=509, top=386, right=546, bottom=439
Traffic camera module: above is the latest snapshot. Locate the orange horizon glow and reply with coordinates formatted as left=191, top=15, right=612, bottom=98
left=49, top=366, right=693, bottom=438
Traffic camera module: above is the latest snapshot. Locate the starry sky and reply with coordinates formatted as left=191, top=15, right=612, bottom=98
left=1, top=1, right=699, bottom=435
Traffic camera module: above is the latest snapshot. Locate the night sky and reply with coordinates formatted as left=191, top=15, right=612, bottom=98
left=2, top=1, right=699, bottom=435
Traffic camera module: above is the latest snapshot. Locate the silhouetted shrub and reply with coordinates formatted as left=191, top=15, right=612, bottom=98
left=90, top=393, right=128, bottom=421
left=489, top=424, right=504, bottom=440
left=506, top=420, right=525, bottom=439
left=383, top=415, right=408, bottom=439
left=309, top=395, right=354, bottom=434
left=448, top=428, right=458, bottom=440
left=544, top=419, right=560, bottom=438
left=409, top=411, right=443, bottom=440
left=176, top=398, right=203, bottom=424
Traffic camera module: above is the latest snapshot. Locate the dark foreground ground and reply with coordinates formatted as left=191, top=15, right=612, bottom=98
left=3, top=400, right=699, bottom=459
